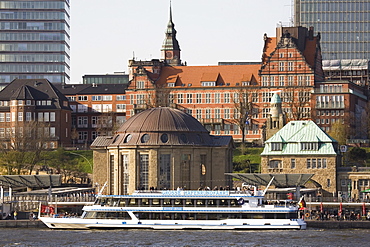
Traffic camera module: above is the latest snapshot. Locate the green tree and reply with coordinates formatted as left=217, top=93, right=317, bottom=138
left=348, top=147, right=367, bottom=166
left=327, top=120, right=348, bottom=145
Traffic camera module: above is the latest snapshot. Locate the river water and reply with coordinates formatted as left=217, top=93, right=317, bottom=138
left=0, top=228, right=367, bottom=246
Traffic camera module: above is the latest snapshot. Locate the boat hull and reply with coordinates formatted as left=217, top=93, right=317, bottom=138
left=40, top=217, right=306, bottom=230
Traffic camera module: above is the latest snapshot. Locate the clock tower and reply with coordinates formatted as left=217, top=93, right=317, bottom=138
left=161, top=2, right=182, bottom=66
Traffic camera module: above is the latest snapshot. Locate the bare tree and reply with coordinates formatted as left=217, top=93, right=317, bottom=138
left=281, top=87, right=311, bottom=121
left=231, top=87, right=256, bottom=144
left=0, top=121, right=53, bottom=175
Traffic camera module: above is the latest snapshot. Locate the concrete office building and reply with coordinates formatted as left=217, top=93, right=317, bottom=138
left=0, top=0, right=70, bottom=83
left=294, top=0, right=370, bottom=60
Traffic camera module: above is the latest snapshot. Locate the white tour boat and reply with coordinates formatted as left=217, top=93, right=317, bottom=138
left=40, top=188, right=306, bottom=230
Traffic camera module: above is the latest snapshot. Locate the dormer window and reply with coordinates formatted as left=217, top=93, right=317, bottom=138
left=301, top=142, right=319, bottom=151
left=271, top=142, right=282, bottom=151
left=202, top=81, right=215, bottom=87
left=242, top=81, right=250, bottom=86
left=168, top=83, right=175, bottom=87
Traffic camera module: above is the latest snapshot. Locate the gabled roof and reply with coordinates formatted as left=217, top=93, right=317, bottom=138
left=55, top=83, right=127, bottom=95
left=0, top=79, right=70, bottom=110
left=261, top=31, right=319, bottom=68
left=261, top=120, right=338, bottom=156
left=156, top=65, right=260, bottom=87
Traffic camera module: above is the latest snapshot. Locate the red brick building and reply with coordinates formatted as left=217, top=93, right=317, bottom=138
left=0, top=79, right=71, bottom=148
left=55, top=83, right=127, bottom=148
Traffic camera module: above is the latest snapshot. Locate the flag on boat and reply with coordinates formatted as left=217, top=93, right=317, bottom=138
left=298, top=196, right=306, bottom=210
left=41, top=204, right=55, bottom=214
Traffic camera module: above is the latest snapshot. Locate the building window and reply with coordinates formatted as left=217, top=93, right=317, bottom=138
left=291, top=159, right=296, bottom=169
left=202, top=81, right=215, bottom=86
left=224, top=93, right=230, bottom=103
left=139, top=154, right=149, bottom=190
left=215, top=109, right=221, bottom=119
left=122, top=154, right=129, bottom=194
left=78, top=131, right=88, bottom=141
left=205, top=93, right=211, bottom=103
left=279, top=62, right=284, bottom=71
left=224, top=109, right=230, bottom=119
left=78, top=96, right=88, bottom=101
left=327, top=179, right=331, bottom=188
left=50, top=112, right=55, bottom=122
left=306, top=159, right=311, bottom=169
left=269, top=160, right=282, bottom=169
left=288, top=62, right=294, bottom=71
left=92, top=96, right=102, bottom=101
left=0, top=113, right=4, bottom=122
left=159, top=154, right=171, bottom=190
left=38, top=112, right=43, bottom=122
left=137, top=81, right=144, bottom=89
left=323, top=158, right=327, bottom=168
left=301, top=142, right=319, bottom=151
left=116, top=95, right=126, bottom=101
left=78, top=116, right=88, bottom=128
left=18, top=112, right=23, bottom=121
left=26, top=112, right=31, bottom=121
left=205, top=109, right=211, bottom=119
left=271, top=142, right=282, bottom=151
left=116, top=104, right=126, bottom=112
left=224, top=124, right=230, bottom=134
left=177, top=94, right=183, bottom=104
left=262, top=76, right=268, bottom=87
left=279, top=76, right=285, bottom=86
left=77, top=104, right=88, bottom=113
left=103, top=95, right=112, bottom=101
left=186, top=94, right=192, bottom=103
left=196, top=93, right=202, bottom=104
left=196, top=109, right=202, bottom=119
left=50, top=127, right=55, bottom=137
left=215, top=93, right=220, bottom=104
left=312, top=159, right=317, bottom=168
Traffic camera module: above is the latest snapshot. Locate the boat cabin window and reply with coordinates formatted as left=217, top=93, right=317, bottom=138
left=185, top=199, right=194, bottom=206
left=174, top=199, right=182, bottom=206
left=119, top=199, right=127, bottom=207
left=196, top=199, right=205, bottom=206
left=152, top=198, right=160, bottom=206
left=129, top=198, right=138, bottom=206
left=142, top=198, right=149, bottom=206
left=163, top=199, right=171, bottom=206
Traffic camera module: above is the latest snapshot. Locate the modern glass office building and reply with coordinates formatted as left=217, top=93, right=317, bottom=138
left=0, top=0, right=70, bottom=83
left=294, top=0, right=370, bottom=60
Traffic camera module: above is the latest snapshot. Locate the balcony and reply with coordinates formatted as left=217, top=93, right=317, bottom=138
left=133, top=104, right=147, bottom=110
left=315, top=102, right=345, bottom=109
left=199, top=118, right=223, bottom=125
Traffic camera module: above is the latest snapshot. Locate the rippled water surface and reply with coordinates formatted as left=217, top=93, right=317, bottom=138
left=0, top=228, right=368, bottom=246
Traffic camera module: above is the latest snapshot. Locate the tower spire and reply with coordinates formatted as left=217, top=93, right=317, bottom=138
left=161, top=1, right=182, bottom=66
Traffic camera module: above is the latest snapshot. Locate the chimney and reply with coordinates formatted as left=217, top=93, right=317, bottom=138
left=308, top=26, right=314, bottom=40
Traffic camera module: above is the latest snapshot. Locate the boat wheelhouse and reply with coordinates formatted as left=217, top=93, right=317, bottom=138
left=40, top=189, right=306, bottom=230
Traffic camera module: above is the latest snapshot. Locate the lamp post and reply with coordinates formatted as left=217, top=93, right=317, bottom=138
left=69, top=152, right=93, bottom=172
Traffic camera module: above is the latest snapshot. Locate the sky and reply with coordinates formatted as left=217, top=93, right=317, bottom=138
left=69, top=0, right=292, bottom=83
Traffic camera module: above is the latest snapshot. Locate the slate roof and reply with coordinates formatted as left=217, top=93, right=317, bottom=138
left=0, top=79, right=70, bottom=110
left=54, top=83, right=127, bottom=95
left=261, top=120, right=338, bottom=156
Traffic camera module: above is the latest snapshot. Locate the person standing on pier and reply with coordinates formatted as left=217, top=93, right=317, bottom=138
left=13, top=211, right=17, bottom=220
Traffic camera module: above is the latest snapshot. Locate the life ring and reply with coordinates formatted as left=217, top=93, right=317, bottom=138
left=305, top=212, right=310, bottom=218
left=237, top=198, right=245, bottom=205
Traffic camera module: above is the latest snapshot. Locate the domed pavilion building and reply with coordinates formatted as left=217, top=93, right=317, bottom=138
left=91, top=107, right=234, bottom=195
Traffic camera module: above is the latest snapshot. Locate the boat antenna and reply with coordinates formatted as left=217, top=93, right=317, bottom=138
left=262, top=176, right=275, bottom=196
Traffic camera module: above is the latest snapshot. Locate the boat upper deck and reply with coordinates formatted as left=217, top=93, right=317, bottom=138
left=97, top=190, right=264, bottom=199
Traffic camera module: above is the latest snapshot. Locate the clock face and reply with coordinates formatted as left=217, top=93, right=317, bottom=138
left=166, top=52, right=173, bottom=59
